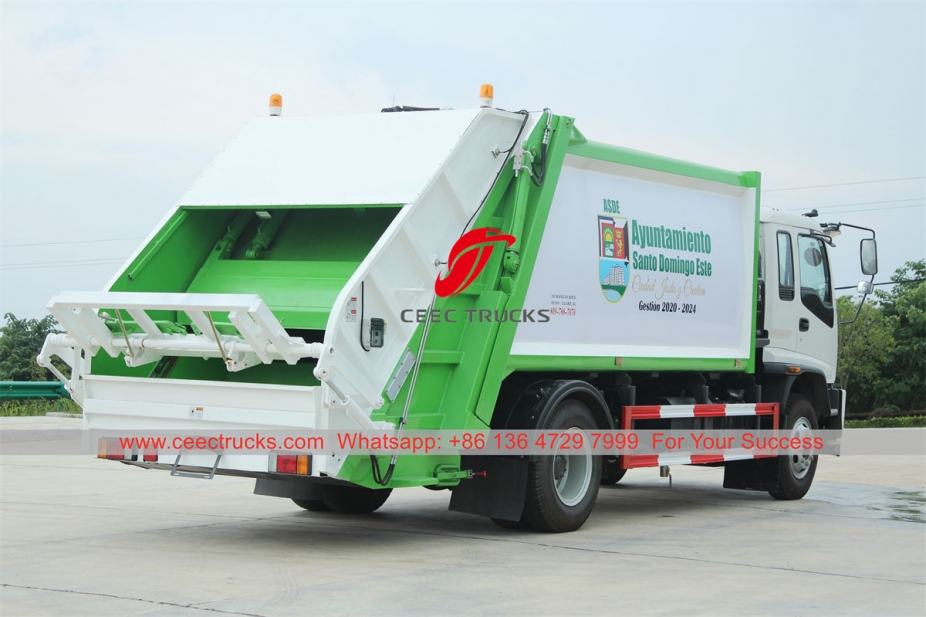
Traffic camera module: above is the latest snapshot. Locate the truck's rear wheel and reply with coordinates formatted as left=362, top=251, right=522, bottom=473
left=292, top=498, right=330, bottom=512
left=322, top=485, right=392, bottom=514
left=490, top=516, right=530, bottom=530
left=769, top=394, right=818, bottom=500
left=522, top=400, right=602, bottom=532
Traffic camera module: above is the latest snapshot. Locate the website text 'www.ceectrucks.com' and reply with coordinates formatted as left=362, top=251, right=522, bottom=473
left=105, top=429, right=846, bottom=456
left=6, top=429, right=925, bottom=456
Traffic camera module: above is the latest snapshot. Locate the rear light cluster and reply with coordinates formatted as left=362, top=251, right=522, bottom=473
left=97, top=438, right=158, bottom=462
left=271, top=453, right=311, bottom=475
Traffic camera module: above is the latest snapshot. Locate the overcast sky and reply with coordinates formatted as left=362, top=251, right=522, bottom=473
left=1, top=1, right=923, bottom=319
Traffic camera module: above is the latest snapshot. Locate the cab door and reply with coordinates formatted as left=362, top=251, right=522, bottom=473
left=765, top=226, right=800, bottom=354
left=794, top=234, right=837, bottom=380
left=764, top=223, right=837, bottom=380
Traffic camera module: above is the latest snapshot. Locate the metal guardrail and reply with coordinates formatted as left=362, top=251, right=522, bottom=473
left=0, top=381, right=69, bottom=400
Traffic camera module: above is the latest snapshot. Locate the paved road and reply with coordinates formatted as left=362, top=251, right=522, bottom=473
left=1, top=422, right=924, bottom=616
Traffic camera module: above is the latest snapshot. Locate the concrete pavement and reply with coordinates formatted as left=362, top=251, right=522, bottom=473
left=0, top=420, right=923, bottom=616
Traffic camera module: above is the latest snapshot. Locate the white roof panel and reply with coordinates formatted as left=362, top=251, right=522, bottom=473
left=177, top=109, right=485, bottom=207
left=760, top=207, right=821, bottom=231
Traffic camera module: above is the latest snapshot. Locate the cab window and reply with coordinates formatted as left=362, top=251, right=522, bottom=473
left=798, top=235, right=834, bottom=327
left=777, top=232, right=794, bottom=300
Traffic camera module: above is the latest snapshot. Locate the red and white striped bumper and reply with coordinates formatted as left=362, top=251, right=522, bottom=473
left=620, top=403, right=779, bottom=470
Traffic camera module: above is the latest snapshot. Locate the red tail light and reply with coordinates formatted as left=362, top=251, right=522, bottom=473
left=272, top=453, right=310, bottom=475
left=277, top=454, right=297, bottom=474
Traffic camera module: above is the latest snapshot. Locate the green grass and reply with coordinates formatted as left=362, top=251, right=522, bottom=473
left=0, top=398, right=81, bottom=417
left=845, top=416, right=926, bottom=429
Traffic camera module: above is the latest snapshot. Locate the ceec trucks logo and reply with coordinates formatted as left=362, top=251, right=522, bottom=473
left=400, top=227, right=548, bottom=324
left=435, top=228, right=515, bottom=298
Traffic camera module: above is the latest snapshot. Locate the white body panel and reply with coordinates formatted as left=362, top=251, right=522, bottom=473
left=41, top=108, right=538, bottom=477
left=178, top=110, right=492, bottom=207
left=512, top=155, right=757, bottom=361
left=314, top=109, right=536, bottom=426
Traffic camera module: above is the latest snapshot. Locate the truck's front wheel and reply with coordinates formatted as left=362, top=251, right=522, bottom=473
left=522, top=400, right=602, bottom=532
left=769, top=394, right=818, bottom=500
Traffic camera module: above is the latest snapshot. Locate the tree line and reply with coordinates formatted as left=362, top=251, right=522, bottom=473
left=836, top=259, right=925, bottom=414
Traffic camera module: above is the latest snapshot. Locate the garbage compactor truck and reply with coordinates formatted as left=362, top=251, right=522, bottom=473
left=38, top=93, right=878, bottom=532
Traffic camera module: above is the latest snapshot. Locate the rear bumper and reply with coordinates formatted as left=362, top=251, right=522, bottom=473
left=84, top=375, right=326, bottom=475
left=84, top=375, right=319, bottom=428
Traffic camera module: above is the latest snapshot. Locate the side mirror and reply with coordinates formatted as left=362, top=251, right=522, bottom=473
left=860, top=238, right=878, bottom=276
left=857, top=281, right=874, bottom=295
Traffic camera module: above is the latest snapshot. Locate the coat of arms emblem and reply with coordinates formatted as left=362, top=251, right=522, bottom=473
left=598, top=215, right=630, bottom=303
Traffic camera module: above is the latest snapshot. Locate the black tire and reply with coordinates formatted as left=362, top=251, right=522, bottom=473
left=769, top=394, right=819, bottom=500
left=600, top=458, right=627, bottom=485
left=321, top=485, right=392, bottom=514
left=491, top=516, right=530, bottom=530
left=292, top=498, right=330, bottom=512
left=522, top=399, right=603, bottom=532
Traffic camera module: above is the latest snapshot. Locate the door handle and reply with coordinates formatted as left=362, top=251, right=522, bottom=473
left=799, top=318, right=810, bottom=332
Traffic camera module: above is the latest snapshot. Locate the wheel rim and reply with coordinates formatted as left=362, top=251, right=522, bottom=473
left=552, top=428, right=592, bottom=507
left=789, top=416, right=814, bottom=480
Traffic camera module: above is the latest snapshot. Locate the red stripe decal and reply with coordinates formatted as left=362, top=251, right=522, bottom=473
left=629, top=407, right=662, bottom=420
left=755, top=403, right=777, bottom=415
left=693, top=404, right=727, bottom=417
left=623, top=455, right=660, bottom=469
left=690, top=454, right=725, bottom=464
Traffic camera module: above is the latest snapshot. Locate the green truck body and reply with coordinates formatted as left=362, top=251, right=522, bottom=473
left=39, top=101, right=866, bottom=531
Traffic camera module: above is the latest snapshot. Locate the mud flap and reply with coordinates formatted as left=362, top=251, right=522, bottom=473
left=723, top=458, right=782, bottom=493
left=254, top=477, right=325, bottom=500
left=449, top=455, right=528, bottom=521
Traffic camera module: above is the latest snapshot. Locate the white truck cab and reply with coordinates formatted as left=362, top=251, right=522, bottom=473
left=757, top=207, right=877, bottom=430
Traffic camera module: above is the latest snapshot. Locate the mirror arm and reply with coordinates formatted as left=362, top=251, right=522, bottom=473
left=833, top=223, right=876, bottom=326
left=827, top=222, right=876, bottom=239
left=840, top=272, right=876, bottom=326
